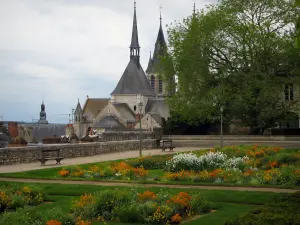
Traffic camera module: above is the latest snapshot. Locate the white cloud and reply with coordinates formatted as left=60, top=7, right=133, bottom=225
left=0, top=0, right=216, bottom=123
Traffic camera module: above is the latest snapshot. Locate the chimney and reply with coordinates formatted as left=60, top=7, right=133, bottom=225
left=8, top=122, right=18, bottom=137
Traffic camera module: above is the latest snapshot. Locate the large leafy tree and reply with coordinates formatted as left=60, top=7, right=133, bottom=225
left=164, top=0, right=300, bottom=132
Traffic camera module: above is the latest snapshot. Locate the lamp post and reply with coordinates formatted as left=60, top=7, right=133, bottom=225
left=137, top=95, right=144, bottom=157
left=220, top=106, right=224, bottom=149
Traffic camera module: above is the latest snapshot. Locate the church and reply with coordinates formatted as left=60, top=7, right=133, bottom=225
left=73, top=2, right=175, bottom=138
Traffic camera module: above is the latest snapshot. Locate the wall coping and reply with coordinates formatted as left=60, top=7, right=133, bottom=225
left=0, top=139, right=156, bottom=152
left=162, top=135, right=300, bottom=141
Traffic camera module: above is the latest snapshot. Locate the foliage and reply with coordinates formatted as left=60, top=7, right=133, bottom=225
left=164, top=0, right=300, bottom=131
left=0, top=185, right=44, bottom=213
left=225, top=191, right=300, bottom=225
left=126, top=155, right=172, bottom=170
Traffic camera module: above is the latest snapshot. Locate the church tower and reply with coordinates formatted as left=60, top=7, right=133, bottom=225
left=38, top=101, right=48, bottom=124
left=146, top=6, right=175, bottom=97
left=111, top=1, right=155, bottom=114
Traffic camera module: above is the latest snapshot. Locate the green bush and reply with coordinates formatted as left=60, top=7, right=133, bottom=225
left=190, top=194, right=211, bottom=214
left=225, top=192, right=300, bottom=225
left=114, top=203, right=146, bottom=223
left=126, top=155, right=170, bottom=170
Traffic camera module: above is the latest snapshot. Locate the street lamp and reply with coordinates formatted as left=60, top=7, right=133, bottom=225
left=137, top=95, right=144, bottom=157
left=220, top=106, right=224, bottom=149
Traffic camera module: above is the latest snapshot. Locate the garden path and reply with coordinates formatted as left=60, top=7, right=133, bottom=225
left=0, top=147, right=202, bottom=173
left=0, top=177, right=297, bottom=193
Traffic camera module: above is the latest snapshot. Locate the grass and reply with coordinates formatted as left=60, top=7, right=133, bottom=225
left=0, top=181, right=286, bottom=225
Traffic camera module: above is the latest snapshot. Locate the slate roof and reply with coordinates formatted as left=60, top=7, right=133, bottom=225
left=82, top=98, right=109, bottom=121
left=29, top=124, right=66, bottom=142
left=145, top=98, right=169, bottom=119
left=93, top=116, right=125, bottom=129
left=146, top=52, right=153, bottom=74
left=113, top=103, right=136, bottom=122
left=111, top=57, right=155, bottom=96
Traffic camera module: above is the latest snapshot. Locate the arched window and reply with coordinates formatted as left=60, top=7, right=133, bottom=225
left=134, top=105, right=137, bottom=111
left=159, top=78, right=163, bottom=93
left=150, top=75, right=155, bottom=90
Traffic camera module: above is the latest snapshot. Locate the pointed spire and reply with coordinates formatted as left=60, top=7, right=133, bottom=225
left=193, top=2, right=196, bottom=15
left=159, top=4, right=162, bottom=27
left=130, top=0, right=140, bottom=59
left=146, top=51, right=153, bottom=73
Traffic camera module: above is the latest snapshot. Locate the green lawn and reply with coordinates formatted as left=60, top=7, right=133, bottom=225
left=0, top=181, right=283, bottom=225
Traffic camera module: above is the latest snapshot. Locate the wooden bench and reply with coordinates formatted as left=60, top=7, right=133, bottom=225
left=38, top=148, right=64, bottom=166
left=160, top=139, right=176, bottom=152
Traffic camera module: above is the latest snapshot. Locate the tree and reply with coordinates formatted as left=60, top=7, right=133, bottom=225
left=164, top=0, right=300, bottom=133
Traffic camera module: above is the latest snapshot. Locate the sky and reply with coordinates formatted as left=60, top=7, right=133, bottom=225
left=0, top=0, right=216, bottom=124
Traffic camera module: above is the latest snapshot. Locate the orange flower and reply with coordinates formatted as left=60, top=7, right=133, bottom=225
left=171, top=213, right=182, bottom=224
left=168, top=192, right=191, bottom=208
left=111, top=162, right=133, bottom=172
left=73, top=193, right=95, bottom=208
left=133, top=167, right=148, bottom=177
left=46, top=220, right=62, bottom=225
left=138, top=190, right=157, bottom=201
left=59, top=169, right=70, bottom=177
left=209, top=169, right=223, bottom=177
left=269, top=161, right=278, bottom=168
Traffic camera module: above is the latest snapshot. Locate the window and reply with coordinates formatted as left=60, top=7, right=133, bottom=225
left=159, top=79, right=163, bottom=93
left=150, top=75, right=155, bottom=90
left=134, top=105, right=136, bottom=111
left=285, top=84, right=294, bottom=101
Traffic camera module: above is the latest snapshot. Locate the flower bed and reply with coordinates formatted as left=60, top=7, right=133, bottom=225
left=164, top=146, right=300, bottom=186
left=0, top=185, right=44, bottom=213
left=57, top=146, right=300, bottom=187
left=70, top=189, right=211, bottom=224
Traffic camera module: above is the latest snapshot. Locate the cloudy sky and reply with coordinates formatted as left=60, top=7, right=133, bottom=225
left=0, top=0, right=215, bottom=124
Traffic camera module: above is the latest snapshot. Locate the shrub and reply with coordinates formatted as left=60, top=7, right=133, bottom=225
left=126, top=155, right=170, bottom=170
left=0, top=185, right=44, bottom=213
left=190, top=193, right=211, bottom=214
left=114, top=203, right=146, bottom=223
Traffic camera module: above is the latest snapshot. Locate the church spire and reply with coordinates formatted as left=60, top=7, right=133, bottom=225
left=130, top=0, right=140, bottom=59
left=193, top=2, right=196, bottom=15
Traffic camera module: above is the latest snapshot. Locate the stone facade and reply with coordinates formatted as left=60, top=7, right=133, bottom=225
left=0, top=139, right=156, bottom=165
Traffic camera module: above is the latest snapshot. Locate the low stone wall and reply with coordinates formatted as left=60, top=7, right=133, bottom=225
left=162, top=135, right=300, bottom=141
left=0, top=139, right=156, bottom=165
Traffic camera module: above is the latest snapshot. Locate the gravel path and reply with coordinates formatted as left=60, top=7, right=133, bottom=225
left=0, top=177, right=297, bottom=193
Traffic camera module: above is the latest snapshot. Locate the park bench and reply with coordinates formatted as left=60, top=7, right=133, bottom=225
left=160, top=139, right=176, bottom=152
left=37, top=148, right=64, bottom=166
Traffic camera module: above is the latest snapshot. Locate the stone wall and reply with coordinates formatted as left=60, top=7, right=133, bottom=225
left=0, top=139, right=156, bottom=165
